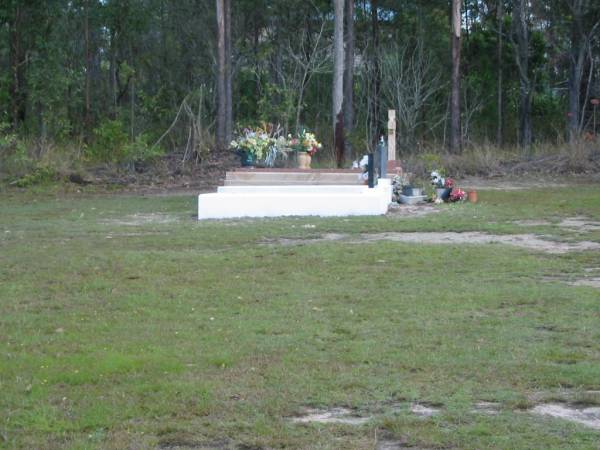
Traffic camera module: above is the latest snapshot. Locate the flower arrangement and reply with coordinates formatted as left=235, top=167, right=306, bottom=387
left=230, top=124, right=291, bottom=167
left=287, top=129, right=322, bottom=156
left=449, top=188, right=466, bottom=202
left=430, top=170, right=465, bottom=203
left=430, top=170, right=449, bottom=188
left=230, top=126, right=322, bottom=167
left=391, top=172, right=411, bottom=202
left=230, top=125, right=275, bottom=161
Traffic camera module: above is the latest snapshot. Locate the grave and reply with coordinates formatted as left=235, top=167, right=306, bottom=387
left=197, top=109, right=398, bottom=220
left=198, top=168, right=392, bottom=219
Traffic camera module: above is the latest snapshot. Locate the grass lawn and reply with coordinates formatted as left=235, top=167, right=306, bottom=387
left=1, top=185, right=600, bottom=449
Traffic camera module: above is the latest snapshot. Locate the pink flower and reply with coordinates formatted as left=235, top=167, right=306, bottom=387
left=449, top=188, right=466, bottom=202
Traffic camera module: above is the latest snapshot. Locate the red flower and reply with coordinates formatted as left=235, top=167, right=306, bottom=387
left=444, top=178, right=455, bottom=188
left=449, top=188, right=465, bottom=202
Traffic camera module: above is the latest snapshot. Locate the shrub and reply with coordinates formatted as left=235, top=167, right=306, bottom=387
left=88, top=120, right=163, bottom=165
left=0, top=122, right=35, bottom=180
left=88, top=120, right=130, bottom=162
left=123, top=133, right=164, bottom=164
left=12, top=166, right=60, bottom=187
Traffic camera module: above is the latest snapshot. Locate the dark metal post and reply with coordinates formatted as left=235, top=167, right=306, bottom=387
left=368, top=153, right=375, bottom=188
left=377, top=135, right=387, bottom=178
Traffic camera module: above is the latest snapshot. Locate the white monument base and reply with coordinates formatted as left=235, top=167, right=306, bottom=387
left=198, top=179, right=392, bottom=220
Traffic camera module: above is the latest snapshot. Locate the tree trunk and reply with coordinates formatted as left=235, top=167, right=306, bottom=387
left=224, top=0, right=233, bottom=145
left=370, top=0, right=380, bottom=152
left=333, top=0, right=345, bottom=167
left=567, top=0, right=585, bottom=142
left=110, top=28, right=118, bottom=118
left=85, top=0, right=92, bottom=134
left=343, top=0, right=354, bottom=163
left=450, top=0, right=462, bottom=153
left=9, top=4, right=26, bottom=129
left=216, top=0, right=227, bottom=150
left=514, top=0, right=532, bottom=152
left=496, top=0, right=503, bottom=147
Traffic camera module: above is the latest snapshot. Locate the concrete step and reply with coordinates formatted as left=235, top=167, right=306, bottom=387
left=198, top=180, right=392, bottom=219
left=225, top=170, right=362, bottom=186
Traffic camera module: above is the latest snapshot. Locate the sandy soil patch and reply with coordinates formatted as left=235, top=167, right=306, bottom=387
left=266, top=232, right=600, bottom=254
left=289, top=407, right=369, bottom=425
left=558, top=216, right=600, bottom=232
left=531, top=403, right=600, bottom=430
left=543, top=270, right=600, bottom=289
left=513, top=220, right=552, bottom=227
left=387, top=203, right=441, bottom=218
left=353, top=232, right=600, bottom=254
left=410, top=403, right=441, bottom=417
left=471, top=401, right=501, bottom=415
left=514, top=216, right=600, bottom=232
left=101, top=213, right=180, bottom=226
left=569, top=278, right=600, bottom=289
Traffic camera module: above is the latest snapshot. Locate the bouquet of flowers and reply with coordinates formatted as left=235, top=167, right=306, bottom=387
left=430, top=170, right=445, bottom=188
left=230, top=126, right=275, bottom=161
left=392, top=172, right=411, bottom=203
left=287, top=129, right=322, bottom=156
left=449, top=188, right=466, bottom=202
left=430, top=170, right=455, bottom=189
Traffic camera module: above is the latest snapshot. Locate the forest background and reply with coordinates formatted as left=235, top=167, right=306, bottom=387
left=1, top=0, right=599, bottom=185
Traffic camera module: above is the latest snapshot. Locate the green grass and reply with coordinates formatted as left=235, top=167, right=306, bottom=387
left=1, top=186, right=600, bottom=449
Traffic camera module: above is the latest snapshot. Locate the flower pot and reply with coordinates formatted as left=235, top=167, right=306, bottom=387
left=467, top=190, right=478, bottom=203
left=402, top=186, right=423, bottom=196
left=238, top=150, right=256, bottom=167
left=297, top=152, right=312, bottom=169
left=436, top=187, right=452, bottom=201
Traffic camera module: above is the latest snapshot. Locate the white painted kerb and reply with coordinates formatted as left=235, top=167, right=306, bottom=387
left=198, top=179, right=392, bottom=219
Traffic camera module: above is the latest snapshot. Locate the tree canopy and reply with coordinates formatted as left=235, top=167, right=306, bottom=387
left=1, top=0, right=599, bottom=164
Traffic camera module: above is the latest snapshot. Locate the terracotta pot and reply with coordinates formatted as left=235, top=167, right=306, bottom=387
left=467, top=190, right=478, bottom=203
left=297, top=152, right=311, bottom=169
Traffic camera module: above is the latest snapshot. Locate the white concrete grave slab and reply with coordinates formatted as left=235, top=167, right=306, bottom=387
left=198, top=178, right=392, bottom=220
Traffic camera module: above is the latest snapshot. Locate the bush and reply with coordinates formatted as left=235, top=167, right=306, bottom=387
left=88, top=120, right=130, bottom=163
left=87, top=120, right=163, bottom=165
left=0, top=122, right=35, bottom=180
left=122, top=133, right=163, bottom=164
left=12, top=166, right=60, bottom=187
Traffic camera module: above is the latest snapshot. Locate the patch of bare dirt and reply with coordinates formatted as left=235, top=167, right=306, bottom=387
left=264, top=232, right=600, bottom=254
left=410, top=403, right=442, bottom=418
left=558, top=216, right=600, bottom=232
left=289, top=407, right=370, bottom=425
left=513, top=220, right=552, bottom=227
left=85, top=149, right=240, bottom=194
left=262, top=233, right=347, bottom=246
left=531, top=403, right=600, bottom=430
left=101, top=213, right=180, bottom=226
left=542, top=269, right=600, bottom=289
left=513, top=217, right=600, bottom=232
left=569, top=278, right=600, bottom=289
left=471, top=401, right=501, bottom=415
left=354, top=232, right=600, bottom=254
left=387, top=203, right=441, bottom=218
left=375, top=432, right=415, bottom=450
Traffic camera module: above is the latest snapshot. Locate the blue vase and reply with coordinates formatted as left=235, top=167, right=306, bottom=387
left=436, top=188, right=452, bottom=201
left=238, top=150, right=256, bottom=167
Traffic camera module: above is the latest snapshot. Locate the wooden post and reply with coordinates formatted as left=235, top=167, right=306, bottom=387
left=387, top=110, right=396, bottom=161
